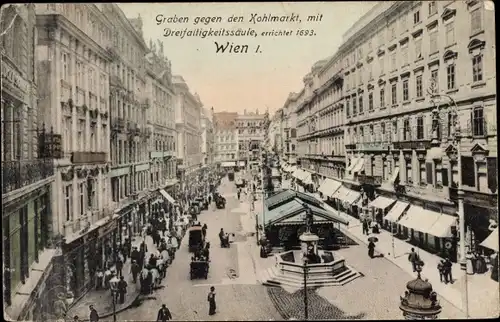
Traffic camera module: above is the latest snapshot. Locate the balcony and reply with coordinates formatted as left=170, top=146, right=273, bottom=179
left=2, top=159, right=54, bottom=194
left=393, top=140, right=431, bottom=150
left=356, top=141, right=391, bottom=152
left=358, top=174, right=382, bottom=186
left=71, top=152, right=107, bottom=164
left=150, top=151, right=174, bottom=159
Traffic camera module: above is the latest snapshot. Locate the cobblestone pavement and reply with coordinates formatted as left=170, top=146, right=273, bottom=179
left=282, top=178, right=499, bottom=318
left=112, top=178, right=282, bottom=321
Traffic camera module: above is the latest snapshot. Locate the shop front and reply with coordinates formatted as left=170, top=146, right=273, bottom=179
left=332, top=186, right=362, bottom=218
left=61, top=217, right=117, bottom=299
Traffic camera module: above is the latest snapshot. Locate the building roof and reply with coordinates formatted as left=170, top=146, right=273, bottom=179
left=214, top=112, right=238, bottom=130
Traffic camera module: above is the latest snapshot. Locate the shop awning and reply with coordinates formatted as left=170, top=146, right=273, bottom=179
left=292, top=169, right=302, bottom=179
left=318, top=178, right=342, bottom=197
left=239, top=161, right=245, bottom=166
left=398, top=206, right=441, bottom=233
left=288, top=166, right=297, bottom=173
left=334, top=186, right=361, bottom=205
left=221, top=161, right=236, bottom=167
left=390, top=167, right=400, bottom=183
left=384, top=201, right=409, bottom=222
left=346, top=158, right=360, bottom=172
left=369, top=196, right=396, bottom=210
left=352, top=158, right=365, bottom=173
left=427, top=214, right=457, bottom=238
left=302, top=172, right=313, bottom=185
left=159, top=189, right=176, bottom=204
left=480, top=228, right=498, bottom=252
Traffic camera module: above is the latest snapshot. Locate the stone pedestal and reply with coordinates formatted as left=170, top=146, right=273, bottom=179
left=299, top=232, right=320, bottom=256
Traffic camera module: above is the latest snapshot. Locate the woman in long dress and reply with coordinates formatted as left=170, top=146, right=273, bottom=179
left=207, top=286, right=216, bottom=315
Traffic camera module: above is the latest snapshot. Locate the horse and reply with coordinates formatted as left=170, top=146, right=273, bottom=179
left=150, top=267, right=161, bottom=289
left=161, top=250, right=170, bottom=265
left=157, top=258, right=166, bottom=279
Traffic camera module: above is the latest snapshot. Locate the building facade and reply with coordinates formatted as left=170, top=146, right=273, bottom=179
left=34, top=2, right=115, bottom=309
left=280, top=93, right=300, bottom=167
left=201, top=107, right=215, bottom=168
left=267, top=108, right=283, bottom=154
left=2, top=4, right=56, bottom=320
left=213, top=111, right=238, bottom=169
left=236, top=109, right=267, bottom=170
left=144, top=39, right=177, bottom=197
left=292, top=0, right=497, bottom=259
left=173, top=75, right=203, bottom=185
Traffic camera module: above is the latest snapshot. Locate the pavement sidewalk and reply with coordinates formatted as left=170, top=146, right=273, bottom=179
left=282, top=179, right=499, bottom=318
left=66, top=235, right=157, bottom=321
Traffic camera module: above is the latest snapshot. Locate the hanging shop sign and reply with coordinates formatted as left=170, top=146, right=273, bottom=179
left=98, top=220, right=117, bottom=238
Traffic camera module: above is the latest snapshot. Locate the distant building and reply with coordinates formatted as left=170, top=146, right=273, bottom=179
left=213, top=111, right=238, bottom=169
left=236, top=109, right=267, bottom=169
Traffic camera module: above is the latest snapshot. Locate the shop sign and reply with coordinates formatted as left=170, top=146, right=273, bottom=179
left=464, top=190, right=497, bottom=208
left=98, top=220, right=117, bottom=238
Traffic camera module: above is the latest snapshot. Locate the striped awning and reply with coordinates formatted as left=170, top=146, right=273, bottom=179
left=384, top=201, right=409, bottom=222
left=318, top=178, right=342, bottom=197
left=369, top=196, right=396, bottom=210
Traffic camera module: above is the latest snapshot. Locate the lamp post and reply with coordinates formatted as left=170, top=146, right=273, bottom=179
left=428, top=79, right=468, bottom=317
left=399, top=262, right=442, bottom=320
left=109, top=277, right=119, bottom=322
left=303, top=258, right=309, bottom=320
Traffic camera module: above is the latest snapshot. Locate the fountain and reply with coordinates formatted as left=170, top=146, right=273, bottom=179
left=259, top=204, right=362, bottom=288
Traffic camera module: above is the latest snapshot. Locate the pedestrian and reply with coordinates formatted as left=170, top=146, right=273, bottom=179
left=149, top=253, right=158, bottom=267
left=207, top=286, right=216, bottom=315
left=157, top=304, right=173, bottom=321
left=160, top=218, right=167, bottom=237
left=368, top=241, right=375, bottom=258
left=237, top=188, right=241, bottom=200
left=131, top=260, right=140, bottom=283
left=115, top=257, right=123, bottom=276
left=89, top=305, right=99, bottom=322
left=117, top=275, right=128, bottom=304
left=362, top=219, right=369, bottom=235
left=408, top=248, right=420, bottom=272
left=202, top=224, right=207, bottom=239
left=444, top=258, right=453, bottom=283
left=437, top=260, right=445, bottom=283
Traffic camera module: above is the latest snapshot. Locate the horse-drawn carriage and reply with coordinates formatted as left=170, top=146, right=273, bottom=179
left=195, top=197, right=209, bottom=211
left=190, top=260, right=209, bottom=279
left=188, top=225, right=205, bottom=252
left=214, top=193, right=226, bottom=209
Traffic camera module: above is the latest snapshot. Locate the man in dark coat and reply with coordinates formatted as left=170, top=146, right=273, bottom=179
left=115, top=257, right=123, bottom=277
left=117, top=276, right=128, bottom=304
left=408, top=248, right=420, bottom=272
left=89, top=305, right=99, bottom=322
left=130, top=247, right=140, bottom=264
left=148, top=254, right=157, bottom=268
left=130, top=260, right=140, bottom=283
left=157, top=304, right=173, bottom=321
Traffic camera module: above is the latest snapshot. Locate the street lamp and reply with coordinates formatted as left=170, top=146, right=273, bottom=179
left=399, top=262, right=442, bottom=320
left=303, top=257, right=309, bottom=320
left=428, top=79, right=468, bottom=317
left=109, top=276, right=119, bottom=322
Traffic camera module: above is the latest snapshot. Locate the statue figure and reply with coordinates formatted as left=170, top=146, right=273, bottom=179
left=304, top=205, right=313, bottom=233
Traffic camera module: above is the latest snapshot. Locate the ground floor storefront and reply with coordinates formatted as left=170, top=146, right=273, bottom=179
left=3, top=184, right=53, bottom=320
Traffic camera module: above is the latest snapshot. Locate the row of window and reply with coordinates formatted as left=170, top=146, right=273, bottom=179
left=64, top=179, right=105, bottom=221
left=62, top=52, right=108, bottom=99
left=111, top=139, right=149, bottom=165
left=63, top=117, right=108, bottom=154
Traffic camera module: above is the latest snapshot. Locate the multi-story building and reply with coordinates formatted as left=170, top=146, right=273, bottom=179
left=201, top=107, right=215, bottom=167
left=173, top=75, right=203, bottom=186
left=291, top=1, right=497, bottom=260
left=341, top=0, right=496, bottom=256
left=34, top=2, right=115, bottom=306
left=296, top=55, right=347, bottom=190
left=2, top=4, right=56, bottom=320
left=214, top=111, right=238, bottom=169
left=281, top=92, right=300, bottom=168
left=236, top=109, right=267, bottom=170
left=143, top=38, right=178, bottom=219
left=267, top=108, right=283, bottom=154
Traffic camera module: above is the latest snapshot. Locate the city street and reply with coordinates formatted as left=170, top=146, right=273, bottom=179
left=113, top=178, right=282, bottom=321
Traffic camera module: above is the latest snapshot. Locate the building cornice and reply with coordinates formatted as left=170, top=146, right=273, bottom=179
left=36, top=14, right=112, bottom=61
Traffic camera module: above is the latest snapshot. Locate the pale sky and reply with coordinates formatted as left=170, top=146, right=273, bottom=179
left=119, top=2, right=376, bottom=115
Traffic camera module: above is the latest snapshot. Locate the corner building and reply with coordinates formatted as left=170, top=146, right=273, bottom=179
left=236, top=109, right=267, bottom=170
left=2, top=4, right=55, bottom=320
left=340, top=0, right=496, bottom=259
